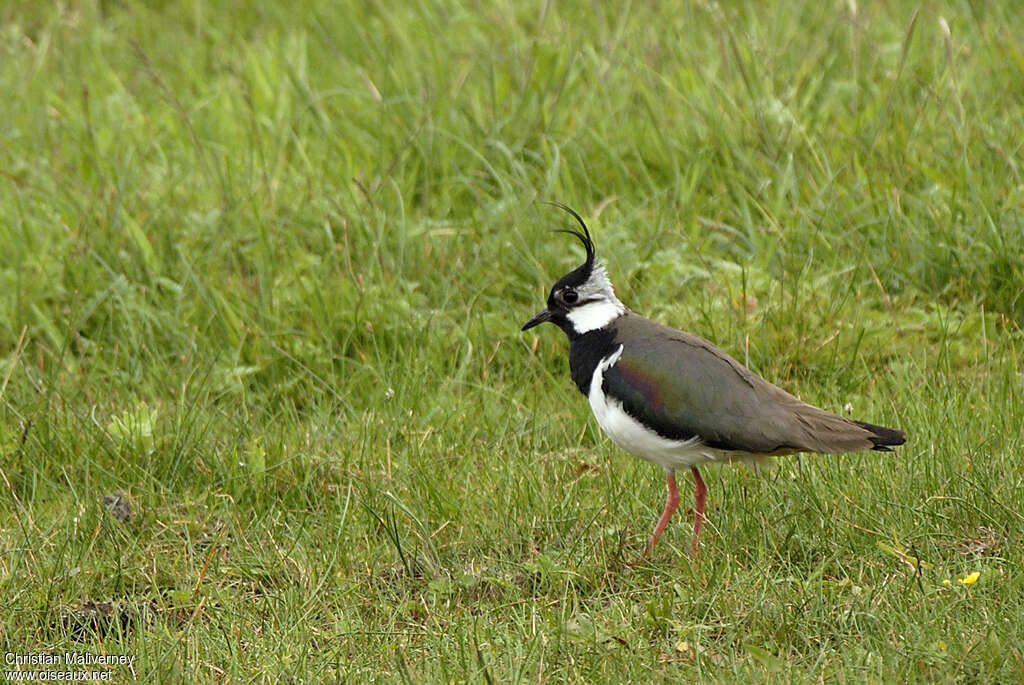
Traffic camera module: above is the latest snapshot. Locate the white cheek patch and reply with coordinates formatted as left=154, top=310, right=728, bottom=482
left=563, top=260, right=625, bottom=334
left=566, top=300, right=625, bottom=333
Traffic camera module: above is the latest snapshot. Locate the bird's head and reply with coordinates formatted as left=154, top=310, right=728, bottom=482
left=522, top=203, right=626, bottom=339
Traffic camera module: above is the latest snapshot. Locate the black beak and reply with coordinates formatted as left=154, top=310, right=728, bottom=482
left=521, top=309, right=552, bottom=331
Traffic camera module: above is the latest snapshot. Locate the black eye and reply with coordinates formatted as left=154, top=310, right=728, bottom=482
left=562, top=289, right=579, bottom=304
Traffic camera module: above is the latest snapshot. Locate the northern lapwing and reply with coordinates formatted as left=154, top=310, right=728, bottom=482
left=522, top=204, right=906, bottom=557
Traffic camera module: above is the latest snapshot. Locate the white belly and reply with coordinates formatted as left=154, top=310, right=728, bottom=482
left=587, top=346, right=761, bottom=472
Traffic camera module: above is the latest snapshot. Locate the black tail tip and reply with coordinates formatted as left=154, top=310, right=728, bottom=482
left=854, top=420, right=907, bottom=451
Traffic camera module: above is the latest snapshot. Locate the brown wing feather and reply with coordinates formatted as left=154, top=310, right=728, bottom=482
left=608, top=313, right=904, bottom=454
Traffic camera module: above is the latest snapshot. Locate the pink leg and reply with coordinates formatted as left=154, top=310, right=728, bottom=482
left=691, top=466, right=707, bottom=557
left=643, top=470, right=679, bottom=557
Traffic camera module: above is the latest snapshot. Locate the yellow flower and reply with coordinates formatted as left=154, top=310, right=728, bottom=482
left=941, top=579, right=951, bottom=586
left=957, top=571, right=980, bottom=585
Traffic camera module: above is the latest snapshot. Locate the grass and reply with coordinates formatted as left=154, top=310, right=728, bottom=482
left=1, top=0, right=1023, bottom=681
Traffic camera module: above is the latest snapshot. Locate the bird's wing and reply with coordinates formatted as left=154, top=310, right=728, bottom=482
left=603, top=316, right=881, bottom=454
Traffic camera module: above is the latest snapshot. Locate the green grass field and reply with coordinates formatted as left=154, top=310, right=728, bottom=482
left=2, top=1, right=1023, bottom=681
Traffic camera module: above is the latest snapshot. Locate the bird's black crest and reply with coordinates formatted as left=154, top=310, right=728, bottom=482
left=543, top=202, right=597, bottom=291
left=544, top=201, right=595, bottom=270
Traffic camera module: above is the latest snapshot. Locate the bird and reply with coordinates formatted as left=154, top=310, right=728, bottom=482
left=522, top=203, right=906, bottom=558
